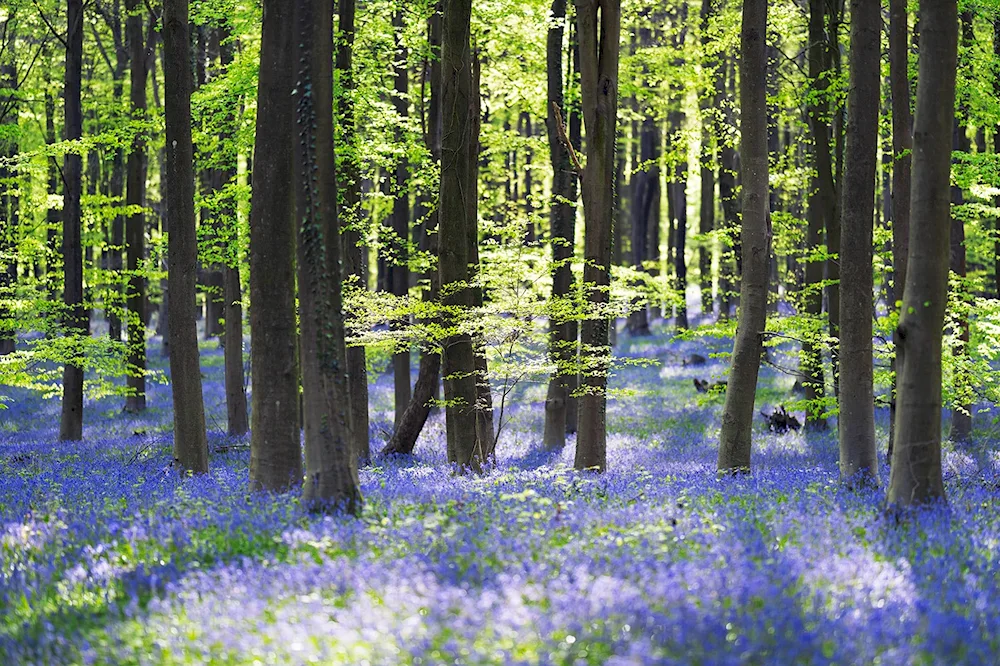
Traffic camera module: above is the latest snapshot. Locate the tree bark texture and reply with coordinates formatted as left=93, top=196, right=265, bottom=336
left=338, top=0, right=370, bottom=463
left=717, top=0, right=770, bottom=474
left=124, top=0, right=148, bottom=414
left=294, top=0, right=362, bottom=512
left=574, top=0, right=620, bottom=473
left=837, top=0, right=879, bottom=483
left=887, top=0, right=956, bottom=509
left=249, top=0, right=301, bottom=491
left=60, top=0, right=85, bottom=442
left=391, top=10, right=412, bottom=428
left=887, top=0, right=912, bottom=457
left=440, top=0, right=483, bottom=471
left=163, top=0, right=209, bottom=471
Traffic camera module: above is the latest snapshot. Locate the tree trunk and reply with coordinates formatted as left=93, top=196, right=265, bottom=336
left=887, top=0, right=956, bottom=509
left=439, top=0, right=483, bottom=471
left=717, top=57, right=739, bottom=320
left=698, top=0, right=716, bottom=319
left=124, top=0, right=148, bottom=414
left=949, top=13, right=973, bottom=444
left=0, top=51, right=18, bottom=356
left=802, top=0, right=831, bottom=431
left=574, top=0, right=620, bottom=473
left=887, top=0, right=912, bottom=457
left=60, top=0, right=86, bottom=442
left=391, top=10, right=412, bottom=428
left=717, top=0, right=770, bottom=474
left=294, top=0, right=362, bottom=512
left=542, top=0, right=579, bottom=450
left=214, top=32, right=248, bottom=437
left=627, top=116, right=657, bottom=336
left=826, top=1, right=844, bottom=397
left=566, top=27, right=582, bottom=434
left=338, top=0, right=370, bottom=462
left=837, top=0, right=879, bottom=483
left=163, top=0, right=209, bottom=472
left=249, top=0, right=301, bottom=491
left=671, top=113, right=689, bottom=331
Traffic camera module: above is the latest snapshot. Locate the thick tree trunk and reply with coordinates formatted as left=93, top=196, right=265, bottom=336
left=440, top=0, right=483, bottom=471
left=124, top=0, right=148, bottom=414
left=717, top=0, right=770, bottom=474
left=294, top=0, right=362, bottom=512
left=248, top=0, right=301, bottom=491
left=338, top=0, right=370, bottom=463
left=391, top=10, right=412, bottom=427
left=887, top=0, right=956, bottom=509
left=163, top=0, right=209, bottom=472
left=574, top=0, right=620, bottom=473
left=543, top=0, right=580, bottom=450
left=60, top=0, right=86, bottom=442
left=887, top=0, right=912, bottom=458
left=837, top=0, right=879, bottom=484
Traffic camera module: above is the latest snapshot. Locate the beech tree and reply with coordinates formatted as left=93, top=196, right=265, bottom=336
left=837, top=0, right=878, bottom=483
left=59, top=0, right=84, bottom=442
left=248, top=0, right=300, bottom=491
left=717, top=0, right=769, bottom=474
left=163, top=0, right=209, bottom=473
left=294, top=0, right=361, bottom=512
left=887, top=0, right=957, bottom=508
left=573, top=0, right=620, bottom=472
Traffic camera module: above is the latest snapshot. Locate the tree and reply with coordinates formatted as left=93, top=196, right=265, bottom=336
left=163, top=0, right=208, bottom=473
left=439, top=0, right=482, bottom=471
left=802, top=0, right=834, bottom=431
left=542, top=0, right=579, bottom=451
left=248, top=0, right=301, bottom=491
left=887, top=0, right=912, bottom=456
left=60, top=0, right=85, bottom=442
left=294, top=0, right=362, bottom=512
left=338, top=0, right=370, bottom=463
left=887, top=0, right=957, bottom=509
left=381, top=3, right=442, bottom=459
left=574, top=0, right=620, bottom=472
left=716, top=0, right=769, bottom=474
left=837, top=0, right=879, bottom=483
left=123, top=0, right=148, bottom=414
left=391, top=9, right=412, bottom=428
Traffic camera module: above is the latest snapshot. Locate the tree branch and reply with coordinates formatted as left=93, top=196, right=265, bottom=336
left=551, top=102, right=584, bottom=177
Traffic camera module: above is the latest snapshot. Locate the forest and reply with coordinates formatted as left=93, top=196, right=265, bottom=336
left=0, top=0, right=998, bottom=662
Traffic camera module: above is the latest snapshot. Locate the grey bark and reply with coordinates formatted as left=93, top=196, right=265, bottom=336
left=574, top=0, right=620, bottom=472
left=717, top=0, right=770, bottom=474
left=887, top=0, right=956, bottom=509
left=163, top=0, right=209, bottom=472
left=837, top=0, right=879, bottom=483
left=249, top=0, right=301, bottom=491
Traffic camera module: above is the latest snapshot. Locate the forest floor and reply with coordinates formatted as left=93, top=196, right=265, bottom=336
left=2, top=322, right=1000, bottom=665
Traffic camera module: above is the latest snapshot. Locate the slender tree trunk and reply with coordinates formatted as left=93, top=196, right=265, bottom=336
left=718, top=57, right=739, bottom=320
left=60, top=0, right=85, bottom=442
left=887, top=0, right=956, bottom=509
left=163, top=0, right=209, bottom=472
left=802, top=0, right=831, bottom=431
left=887, top=0, right=912, bottom=458
left=44, top=90, right=61, bottom=300
left=294, top=0, right=362, bottom=512
left=249, top=0, right=301, bottom=491
left=0, top=51, right=18, bottom=356
left=574, top=0, right=620, bottom=473
left=826, top=1, right=844, bottom=397
left=837, top=0, right=879, bottom=483
left=124, top=0, right=148, bottom=413
left=338, top=0, right=370, bottom=462
left=565, top=28, right=582, bottom=434
left=949, top=13, right=973, bottom=444
left=543, top=0, right=581, bottom=449
left=717, top=0, right=770, bottom=474
left=391, top=10, right=412, bottom=427
left=213, top=32, right=248, bottom=437
left=628, top=117, right=656, bottom=336
left=671, top=114, right=689, bottom=331
left=698, top=0, right=716, bottom=319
